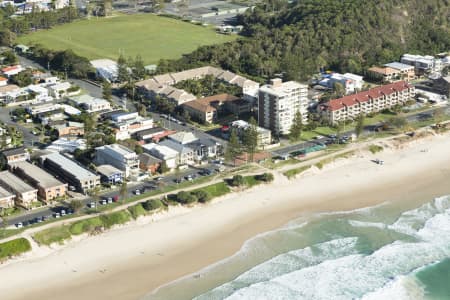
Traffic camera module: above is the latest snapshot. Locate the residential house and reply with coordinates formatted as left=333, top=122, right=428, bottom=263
left=0, top=84, right=21, bottom=103
left=10, top=161, right=67, bottom=202
left=319, top=81, right=415, bottom=125
left=0, top=186, right=15, bottom=209
left=1, top=65, right=24, bottom=77
left=0, top=76, right=7, bottom=87
left=2, top=147, right=30, bottom=164
left=319, top=73, right=364, bottom=94
left=40, top=152, right=100, bottom=193
left=27, top=84, right=52, bottom=102
left=138, top=153, right=161, bottom=174
left=0, top=171, right=37, bottom=208
left=69, top=94, right=111, bottom=113
left=142, top=143, right=178, bottom=170
left=384, top=62, right=415, bottom=81
left=47, top=82, right=76, bottom=99
left=46, top=138, right=87, bottom=153
left=258, top=78, right=309, bottom=135
left=54, top=121, right=85, bottom=137
left=96, top=164, right=124, bottom=185
left=112, top=115, right=154, bottom=141
left=166, top=131, right=221, bottom=163
left=231, top=120, right=272, bottom=148
left=95, top=144, right=139, bottom=178
left=134, top=127, right=174, bottom=143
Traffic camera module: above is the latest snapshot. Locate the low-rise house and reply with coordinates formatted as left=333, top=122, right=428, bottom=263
left=0, top=76, right=7, bottom=87
left=166, top=131, right=221, bottom=163
left=142, top=143, right=178, bottom=170
left=54, top=121, right=85, bottom=137
left=134, top=127, right=173, bottom=143
left=110, top=112, right=139, bottom=123
left=113, top=116, right=154, bottom=141
left=0, top=84, right=21, bottom=103
left=1, top=65, right=24, bottom=77
left=46, top=138, right=87, bottom=153
left=160, top=139, right=195, bottom=165
left=319, top=73, right=363, bottom=94
left=2, top=147, right=29, bottom=164
left=47, top=82, right=77, bottom=99
left=138, top=153, right=161, bottom=174
left=384, top=62, right=415, bottom=81
left=182, top=94, right=246, bottom=123
left=0, top=171, right=37, bottom=208
left=10, top=161, right=67, bottom=202
left=40, top=152, right=100, bottom=193
left=96, top=164, right=124, bottom=185
left=0, top=186, right=15, bottom=209
left=90, top=59, right=118, bottom=82
left=367, top=66, right=402, bottom=83
left=69, top=95, right=111, bottom=113
left=95, top=144, right=139, bottom=178
left=27, top=84, right=52, bottom=102
left=231, top=120, right=272, bottom=148
left=319, top=81, right=415, bottom=125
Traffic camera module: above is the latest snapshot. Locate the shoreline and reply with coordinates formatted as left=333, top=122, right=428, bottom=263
left=1, top=132, right=450, bottom=300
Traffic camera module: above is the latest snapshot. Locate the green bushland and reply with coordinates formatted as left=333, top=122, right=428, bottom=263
left=0, top=238, right=32, bottom=261
left=0, top=228, right=25, bottom=240
left=18, top=14, right=236, bottom=64
left=142, top=199, right=164, bottom=211
left=194, top=182, right=231, bottom=198
left=33, top=226, right=71, bottom=245
left=69, top=211, right=132, bottom=236
left=100, top=211, right=131, bottom=228
left=368, top=144, right=384, bottom=154
left=127, top=203, right=147, bottom=219
left=69, top=217, right=103, bottom=235
left=283, top=166, right=312, bottom=179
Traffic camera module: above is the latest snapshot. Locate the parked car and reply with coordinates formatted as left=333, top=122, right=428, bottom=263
left=60, top=209, right=66, bottom=216
left=185, top=175, right=193, bottom=181
left=15, top=222, right=23, bottom=228
left=134, top=189, right=141, bottom=195
left=155, top=176, right=164, bottom=181
left=89, top=202, right=96, bottom=208
left=107, top=197, right=113, bottom=204
left=54, top=212, right=61, bottom=218
left=100, top=199, right=107, bottom=205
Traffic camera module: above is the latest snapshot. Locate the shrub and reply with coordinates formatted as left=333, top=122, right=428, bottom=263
left=128, top=204, right=147, bottom=219
left=0, top=238, right=31, bottom=261
left=100, top=211, right=131, bottom=228
left=69, top=217, right=103, bottom=235
left=142, top=199, right=164, bottom=211
left=193, top=190, right=212, bottom=203
left=176, top=191, right=198, bottom=204
left=368, top=144, right=384, bottom=154
left=230, top=175, right=245, bottom=187
left=33, top=226, right=71, bottom=245
left=256, top=173, right=274, bottom=182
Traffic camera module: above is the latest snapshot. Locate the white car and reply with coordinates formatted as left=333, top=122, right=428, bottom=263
left=15, top=222, right=23, bottom=228
left=135, top=189, right=141, bottom=195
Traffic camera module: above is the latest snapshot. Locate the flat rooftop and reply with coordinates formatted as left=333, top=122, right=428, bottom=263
left=11, top=161, right=65, bottom=188
left=96, top=164, right=123, bottom=177
left=42, top=152, right=98, bottom=181
left=0, top=171, right=36, bottom=193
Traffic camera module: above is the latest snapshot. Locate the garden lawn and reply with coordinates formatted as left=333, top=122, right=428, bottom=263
left=18, top=14, right=236, bottom=64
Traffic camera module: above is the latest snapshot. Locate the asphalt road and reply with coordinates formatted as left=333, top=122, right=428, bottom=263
left=3, top=164, right=222, bottom=227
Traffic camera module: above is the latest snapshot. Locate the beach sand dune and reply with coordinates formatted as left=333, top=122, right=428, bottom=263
left=1, top=133, right=450, bottom=300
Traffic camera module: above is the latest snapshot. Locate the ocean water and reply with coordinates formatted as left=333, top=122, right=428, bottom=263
left=146, top=195, right=450, bottom=300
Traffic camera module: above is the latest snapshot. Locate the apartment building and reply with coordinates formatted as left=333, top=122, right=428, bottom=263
left=40, top=152, right=100, bottom=193
left=0, top=171, right=37, bottom=208
left=113, top=115, right=154, bottom=141
left=0, top=186, right=15, bottom=209
left=319, top=81, right=415, bottom=125
left=142, top=143, right=178, bottom=169
left=2, top=147, right=30, bottom=164
left=10, top=161, right=67, bottom=202
left=384, top=62, right=415, bottom=81
left=95, top=144, right=139, bottom=178
left=401, top=54, right=442, bottom=74
left=258, top=78, right=308, bottom=135
left=367, top=66, right=402, bottom=83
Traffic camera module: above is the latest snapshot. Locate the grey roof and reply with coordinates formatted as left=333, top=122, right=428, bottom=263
left=135, top=127, right=166, bottom=137
left=384, top=62, right=414, bottom=71
left=160, top=139, right=194, bottom=155
left=10, top=161, right=65, bottom=188
left=2, top=147, right=27, bottom=157
left=0, top=171, right=36, bottom=194
left=0, top=185, right=14, bottom=199
left=42, top=153, right=98, bottom=181
left=96, top=164, right=123, bottom=177
left=139, top=153, right=162, bottom=166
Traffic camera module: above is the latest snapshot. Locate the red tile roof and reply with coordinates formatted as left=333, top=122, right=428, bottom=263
left=324, top=81, right=412, bottom=111
left=1, top=65, right=20, bottom=73
left=0, top=77, right=7, bottom=81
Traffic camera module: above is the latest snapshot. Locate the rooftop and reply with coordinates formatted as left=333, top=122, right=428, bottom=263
left=96, top=144, right=136, bottom=158
left=10, top=161, right=65, bottom=188
left=0, top=84, right=20, bottom=93
left=0, top=185, right=14, bottom=199
left=96, top=164, right=123, bottom=177
left=0, top=171, right=36, bottom=193
left=2, top=147, right=27, bottom=157
left=139, top=153, right=162, bottom=166
left=259, top=80, right=307, bottom=96
left=168, top=131, right=198, bottom=145
left=90, top=59, right=118, bottom=69
left=41, top=152, right=98, bottom=181
left=368, top=66, right=399, bottom=75
left=183, top=93, right=240, bottom=113
left=384, top=62, right=414, bottom=71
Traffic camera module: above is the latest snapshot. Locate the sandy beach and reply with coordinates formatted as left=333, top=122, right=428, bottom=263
left=1, top=131, right=450, bottom=300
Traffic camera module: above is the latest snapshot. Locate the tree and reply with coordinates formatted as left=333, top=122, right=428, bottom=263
left=176, top=191, right=198, bottom=204
left=242, top=117, right=258, bottom=162
left=69, top=200, right=83, bottom=212
left=132, top=55, right=146, bottom=80
left=355, top=114, right=365, bottom=138
left=388, top=115, right=408, bottom=131
left=256, top=172, right=274, bottom=182
left=230, top=175, right=245, bottom=187
left=289, top=111, right=303, bottom=141
left=117, top=54, right=129, bottom=83
left=159, top=161, right=169, bottom=173
left=102, top=80, right=112, bottom=100
left=333, top=82, right=345, bottom=97
left=224, top=129, right=241, bottom=166
left=192, top=190, right=212, bottom=203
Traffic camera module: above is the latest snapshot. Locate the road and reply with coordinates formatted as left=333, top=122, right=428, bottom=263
left=2, top=164, right=222, bottom=226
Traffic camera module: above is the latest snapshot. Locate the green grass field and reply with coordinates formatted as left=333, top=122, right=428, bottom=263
left=18, top=14, right=236, bottom=64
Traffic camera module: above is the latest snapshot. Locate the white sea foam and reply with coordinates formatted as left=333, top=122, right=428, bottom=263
left=197, top=196, right=450, bottom=300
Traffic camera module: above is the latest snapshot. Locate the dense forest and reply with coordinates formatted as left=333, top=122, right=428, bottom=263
left=157, top=0, right=450, bottom=82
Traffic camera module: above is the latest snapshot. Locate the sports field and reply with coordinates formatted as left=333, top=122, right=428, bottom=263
left=18, top=14, right=236, bottom=64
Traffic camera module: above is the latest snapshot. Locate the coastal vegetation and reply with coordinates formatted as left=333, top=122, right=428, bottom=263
left=368, top=145, right=384, bottom=154
left=283, top=166, right=312, bottom=179
left=0, top=238, right=31, bottom=261
left=33, top=226, right=72, bottom=246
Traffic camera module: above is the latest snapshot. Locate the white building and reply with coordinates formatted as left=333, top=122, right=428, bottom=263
left=319, top=73, right=363, bottom=94
left=47, top=82, right=76, bottom=99
left=1, top=65, right=24, bottom=77
left=70, top=94, right=111, bottom=113
left=90, top=59, right=118, bottom=82
left=0, top=77, right=7, bottom=87
left=27, top=84, right=53, bottom=102
left=231, top=120, right=272, bottom=147
left=258, top=78, right=308, bottom=135
left=46, top=138, right=87, bottom=153
left=401, top=54, right=442, bottom=74
left=95, top=144, right=139, bottom=178
left=142, top=143, right=178, bottom=169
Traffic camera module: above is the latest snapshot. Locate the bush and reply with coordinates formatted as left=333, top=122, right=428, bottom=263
left=128, top=204, right=147, bottom=219
left=69, top=217, right=103, bottom=235
left=176, top=191, right=198, bottom=204
left=256, top=173, right=274, bottom=182
left=0, top=238, right=31, bottom=261
left=230, top=175, right=245, bottom=187
left=142, top=199, right=164, bottom=211
left=100, top=211, right=131, bottom=228
left=368, top=144, right=384, bottom=154
left=193, top=190, right=212, bottom=203
left=33, top=226, right=71, bottom=245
